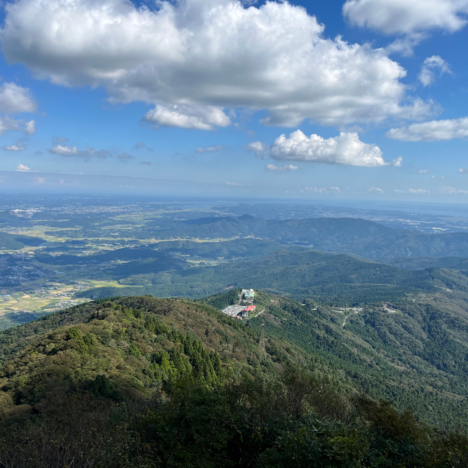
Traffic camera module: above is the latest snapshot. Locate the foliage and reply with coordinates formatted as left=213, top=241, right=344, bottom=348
left=0, top=372, right=467, bottom=467
left=77, top=249, right=439, bottom=303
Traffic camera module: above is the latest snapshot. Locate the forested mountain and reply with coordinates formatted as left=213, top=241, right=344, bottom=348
left=238, top=291, right=468, bottom=431
left=384, top=256, right=468, bottom=271
left=78, top=248, right=463, bottom=303
left=150, top=215, right=468, bottom=261
left=0, top=295, right=466, bottom=467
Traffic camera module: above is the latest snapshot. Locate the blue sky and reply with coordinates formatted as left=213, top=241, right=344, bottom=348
left=0, top=0, right=468, bottom=200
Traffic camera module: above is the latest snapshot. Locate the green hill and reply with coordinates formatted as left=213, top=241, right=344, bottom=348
left=0, top=295, right=466, bottom=467
left=77, top=249, right=444, bottom=303
left=0, top=296, right=321, bottom=401
left=233, top=290, right=468, bottom=431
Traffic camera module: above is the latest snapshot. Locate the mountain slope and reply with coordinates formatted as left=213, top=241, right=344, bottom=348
left=150, top=215, right=468, bottom=261
left=207, top=289, right=468, bottom=431
left=0, top=295, right=467, bottom=467
left=0, top=296, right=328, bottom=407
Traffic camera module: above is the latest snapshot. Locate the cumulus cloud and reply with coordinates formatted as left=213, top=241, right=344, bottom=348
left=265, top=164, right=298, bottom=172
left=387, top=117, right=468, bottom=141
left=50, top=145, right=79, bottom=156
left=368, top=186, right=384, bottom=193
left=195, top=145, right=226, bottom=153
left=269, top=130, right=402, bottom=167
left=419, top=56, right=451, bottom=86
left=0, top=116, right=21, bottom=134
left=2, top=141, right=26, bottom=151
left=0, top=0, right=431, bottom=128
left=24, top=119, right=36, bottom=135
left=16, top=163, right=33, bottom=172
left=0, top=82, right=36, bottom=113
left=343, top=0, right=468, bottom=35
left=301, top=186, right=341, bottom=194
left=245, top=141, right=268, bottom=157
left=384, top=33, right=427, bottom=57
left=142, top=105, right=230, bottom=131
left=0, top=116, right=36, bottom=135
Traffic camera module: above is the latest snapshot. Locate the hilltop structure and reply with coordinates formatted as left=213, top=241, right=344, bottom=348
left=242, top=289, right=255, bottom=301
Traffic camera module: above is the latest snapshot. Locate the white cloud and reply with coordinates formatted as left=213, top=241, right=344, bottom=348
left=301, top=186, right=341, bottom=194
left=50, top=145, right=79, bottom=156
left=0, top=0, right=431, bottom=128
left=265, top=164, right=298, bottom=172
left=368, top=186, right=384, bottom=193
left=50, top=144, right=110, bottom=160
left=384, top=33, right=427, bottom=57
left=24, top=119, right=36, bottom=135
left=0, top=116, right=21, bottom=134
left=419, top=56, right=451, bottom=86
left=343, top=0, right=468, bottom=35
left=439, top=185, right=468, bottom=194
left=142, top=105, right=230, bottom=131
left=16, top=163, right=33, bottom=172
left=459, top=168, right=468, bottom=173
left=269, top=130, right=401, bottom=167
left=387, top=117, right=468, bottom=141
left=0, top=117, right=37, bottom=135
left=2, top=141, right=26, bottom=151
left=0, top=82, right=36, bottom=114
left=195, top=145, right=226, bottom=153
left=245, top=141, right=268, bottom=157
left=418, top=169, right=433, bottom=174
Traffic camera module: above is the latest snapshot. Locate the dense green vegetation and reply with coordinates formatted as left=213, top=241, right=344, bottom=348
left=384, top=255, right=468, bottom=271
left=239, top=291, right=468, bottom=431
left=78, top=249, right=442, bottom=302
left=0, top=295, right=467, bottom=467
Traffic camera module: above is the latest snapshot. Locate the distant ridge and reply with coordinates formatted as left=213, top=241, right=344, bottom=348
left=155, top=215, right=468, bottom=261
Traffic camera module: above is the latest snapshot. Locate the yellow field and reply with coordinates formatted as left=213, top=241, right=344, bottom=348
left=87, top=280, right=133, bottom=288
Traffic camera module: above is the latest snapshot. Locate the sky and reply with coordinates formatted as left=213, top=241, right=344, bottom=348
left=0, top=0, right=468, bottom=201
